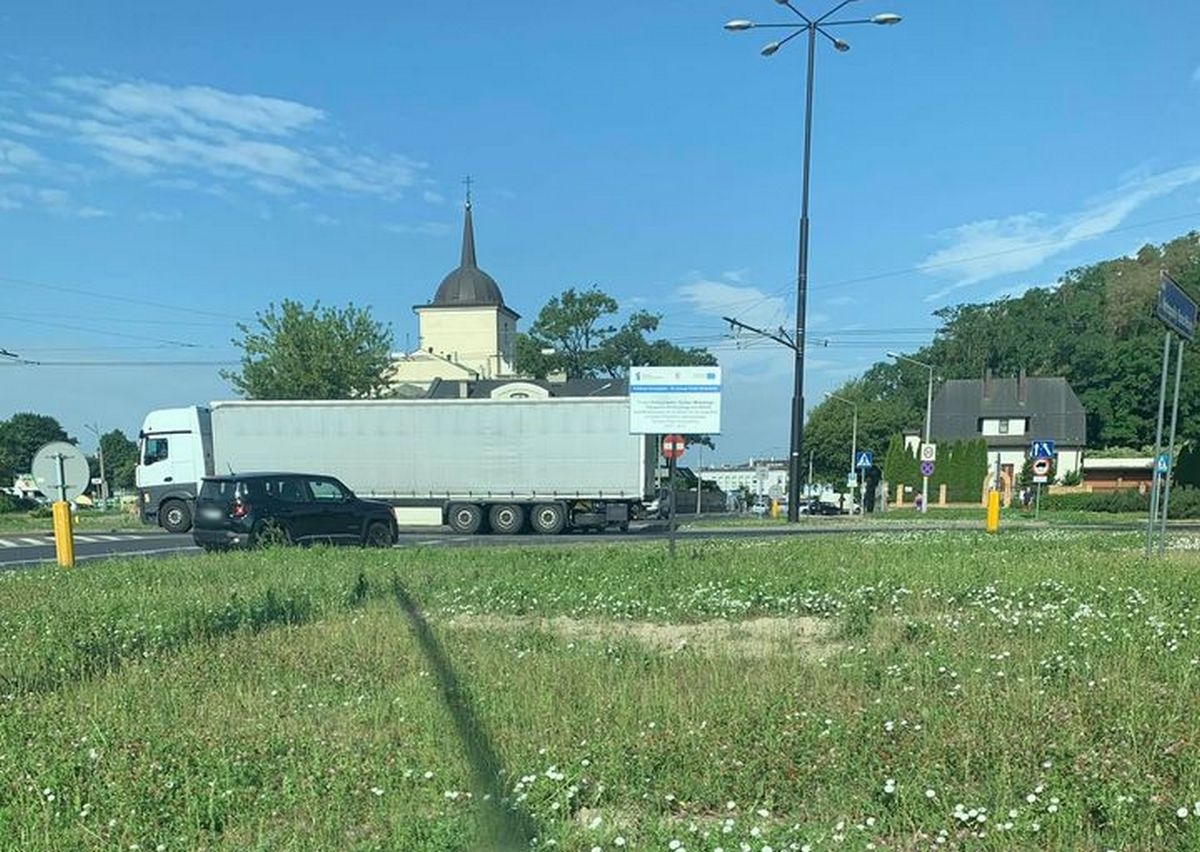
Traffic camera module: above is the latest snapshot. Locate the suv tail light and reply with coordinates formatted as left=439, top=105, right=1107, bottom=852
left=230, top=500, right=250, bottom=519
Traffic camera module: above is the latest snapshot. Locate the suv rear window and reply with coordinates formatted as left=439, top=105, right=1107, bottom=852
left=198, top=479, right=264, bottom=502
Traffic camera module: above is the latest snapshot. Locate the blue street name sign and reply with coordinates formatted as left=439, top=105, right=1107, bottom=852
left=1157, top=453, right=1171, bottom=474
left=1156, top=272, right=1197, bottom=341
left=855, top=451, right=874, bottom=469
left=1029, top=440, right=1055, bottom=459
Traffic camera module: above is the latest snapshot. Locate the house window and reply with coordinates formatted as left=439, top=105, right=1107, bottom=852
left=998, top=419, right=1009, bottom=435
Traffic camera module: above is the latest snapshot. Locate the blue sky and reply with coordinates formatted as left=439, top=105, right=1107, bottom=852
left=1, top=0, right=1199, bottom=467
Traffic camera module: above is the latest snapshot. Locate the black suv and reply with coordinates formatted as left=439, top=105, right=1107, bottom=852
left=192, top=472, right=398, bottom=551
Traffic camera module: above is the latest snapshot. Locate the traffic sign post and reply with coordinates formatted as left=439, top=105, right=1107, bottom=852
left=32, top=441, right=87, bottom=568
left=1148, top=272, right=1196, bottom=557
left=661, top=435, right=686, bottom=558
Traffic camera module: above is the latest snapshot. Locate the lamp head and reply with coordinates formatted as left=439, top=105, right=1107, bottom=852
left=760, top=41, right=781, bottom=56
left=885, top=351, right=900, bottom=359
left=724, top=19, right=754, bottom=31
left=872, top=13, right=902, bottom=24
left=833, top=39, right=851, bottom=52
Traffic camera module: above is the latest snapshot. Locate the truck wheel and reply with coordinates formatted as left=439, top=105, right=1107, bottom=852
left=488, top=503, right=525, bottom=535
left=160, top=499, right=192, bottom=533
left=530, top=502, right=566, bottom=535
left=447, top=503, right=484, bottom=535
left=364, top=521, right=393, bottom=548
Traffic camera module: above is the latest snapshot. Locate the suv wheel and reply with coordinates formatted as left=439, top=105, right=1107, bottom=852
left=252, top=520, right=292, bottom=548
left=161, top=499, right=192, bottom=533
left=364, top=521, right=393, bottom=548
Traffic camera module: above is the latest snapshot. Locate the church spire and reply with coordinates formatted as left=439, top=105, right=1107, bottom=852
left=460, top=175, right=476, bottom=269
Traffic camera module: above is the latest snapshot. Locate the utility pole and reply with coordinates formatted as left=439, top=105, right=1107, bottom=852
left=84, top=423, right=107, bottom=502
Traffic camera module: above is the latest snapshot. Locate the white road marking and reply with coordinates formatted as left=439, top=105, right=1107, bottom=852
left=0, top=539, right=17, bottom=548
left=18, top=538, right=47, bottom=546
left=74, top=535, right=98, bottom=542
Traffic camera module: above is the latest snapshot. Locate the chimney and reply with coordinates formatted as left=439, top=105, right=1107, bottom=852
left=1018, top=367, right=1027, bottom=405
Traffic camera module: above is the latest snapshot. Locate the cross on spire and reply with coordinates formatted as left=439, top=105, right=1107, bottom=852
left=463, top=175, right=473, bottom=207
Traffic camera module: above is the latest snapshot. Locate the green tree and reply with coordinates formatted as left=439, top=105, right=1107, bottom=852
left=515, top=286, right=715, bottom=379
left=101, top=429, right=138, bottom=490
left=0, top=413, right=70, bottom=484
left=223, top=300, right=394, bottom=399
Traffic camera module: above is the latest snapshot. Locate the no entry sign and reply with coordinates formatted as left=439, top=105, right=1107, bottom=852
left=661, top=434, right=686, bottom=460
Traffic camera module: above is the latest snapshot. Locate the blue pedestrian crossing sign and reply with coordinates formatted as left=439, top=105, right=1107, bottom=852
left=1157, top=453, right=1171, bottom=474
left=1029, top=440, right=1055, bottom=459
left=855, top=451, right=874, bottom=469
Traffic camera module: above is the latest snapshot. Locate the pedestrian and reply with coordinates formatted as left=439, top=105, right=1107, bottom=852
left=914, top=491, right=924, bottom=512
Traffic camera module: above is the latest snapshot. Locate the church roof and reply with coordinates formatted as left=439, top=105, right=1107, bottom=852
left=429, top=201, right=507, bottom=308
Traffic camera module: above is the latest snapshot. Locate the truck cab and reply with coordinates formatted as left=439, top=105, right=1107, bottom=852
left=136, top=406, right=213, bottom=532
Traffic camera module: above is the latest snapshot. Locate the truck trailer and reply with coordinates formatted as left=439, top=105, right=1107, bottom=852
left=136, top=397, right=657, bottom=535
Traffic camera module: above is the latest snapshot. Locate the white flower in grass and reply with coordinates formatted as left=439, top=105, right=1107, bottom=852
left=925, top=789, right=936, bottom=799
left=756, top=808, right=770, bottom=818
left=588, top=815, right=602, bottom=830
left=614, top=839, right=625, bottom=848
left=370, top=787, right=384, bottom=796
left=591, top=847, right=601, bottom=852
left=1178, top=807, right=1189, bottom=819
left=670, top=840, right=682, bottom=850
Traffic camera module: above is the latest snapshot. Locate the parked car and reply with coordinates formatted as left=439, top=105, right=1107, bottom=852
left=797, top=498, right=843, bottom=516
left=191, top=472, right=398, bottom=551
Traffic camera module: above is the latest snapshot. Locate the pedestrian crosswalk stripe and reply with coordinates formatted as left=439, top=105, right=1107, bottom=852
left=18, top=538, right=46, bottom=546
left=74, top=535, right=98, bottom=542
left=94, top=535, right=122, bottom=541
left=0, top=539, right=16, bottom=548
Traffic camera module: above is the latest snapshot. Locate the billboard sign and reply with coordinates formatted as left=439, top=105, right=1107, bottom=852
left=629, top=367, right=721, bottom=434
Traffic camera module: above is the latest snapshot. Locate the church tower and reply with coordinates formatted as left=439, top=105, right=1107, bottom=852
left=390, top=189, right=521, bottom=392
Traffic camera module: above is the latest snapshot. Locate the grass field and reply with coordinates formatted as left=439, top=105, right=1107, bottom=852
left=2, top=530, right=1199, bottom=850
left=0, top=509, right=145, bottom=536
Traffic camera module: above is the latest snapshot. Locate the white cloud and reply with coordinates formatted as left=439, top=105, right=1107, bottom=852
left=0, top=183, right=108, bottom=218
left=385, top=221, right=452, bottom=237
left=137, top=210, right=182, bottom=222
left=21, top=75, right=424, bottom=201
left=55, top=76, right=325, bottom=137
left=423, top=189, right=444, bottom=204
left=0, top=137, right=42, bottom=172
left=676, top=276, right=794, bottom=383
left=920, top=163, right=1200, bottom=303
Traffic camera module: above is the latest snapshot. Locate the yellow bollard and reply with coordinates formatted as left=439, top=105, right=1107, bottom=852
left=52, top=501, right=75, bottom=567
left=985, top=490, right=1000, bottom=534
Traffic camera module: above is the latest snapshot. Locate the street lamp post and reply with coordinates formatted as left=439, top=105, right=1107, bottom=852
left=887, top=351, right=933, bottom=513
left=825, top=392, right=858, bottom=510
left=726, top=2, right=901, bottom=522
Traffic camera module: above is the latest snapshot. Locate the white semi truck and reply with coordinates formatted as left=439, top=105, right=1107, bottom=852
left=136, top=397, right=657, bottom=535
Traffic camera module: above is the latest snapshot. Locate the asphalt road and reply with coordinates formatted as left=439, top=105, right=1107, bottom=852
left=0, top=517, right=1169, bottom=570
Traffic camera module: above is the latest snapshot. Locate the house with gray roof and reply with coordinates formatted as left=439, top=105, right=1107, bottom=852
left=929, top=369, right=1086, bottom=481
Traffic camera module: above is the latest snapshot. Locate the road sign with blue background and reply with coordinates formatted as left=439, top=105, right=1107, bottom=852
left=1157, top=453, right=1171, bottom=474
left=1030, top=440, right=1055, bottom=459
left=855, top=451, right=874, bottom=469
left=1156, top=272, right=1197, bottom=341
